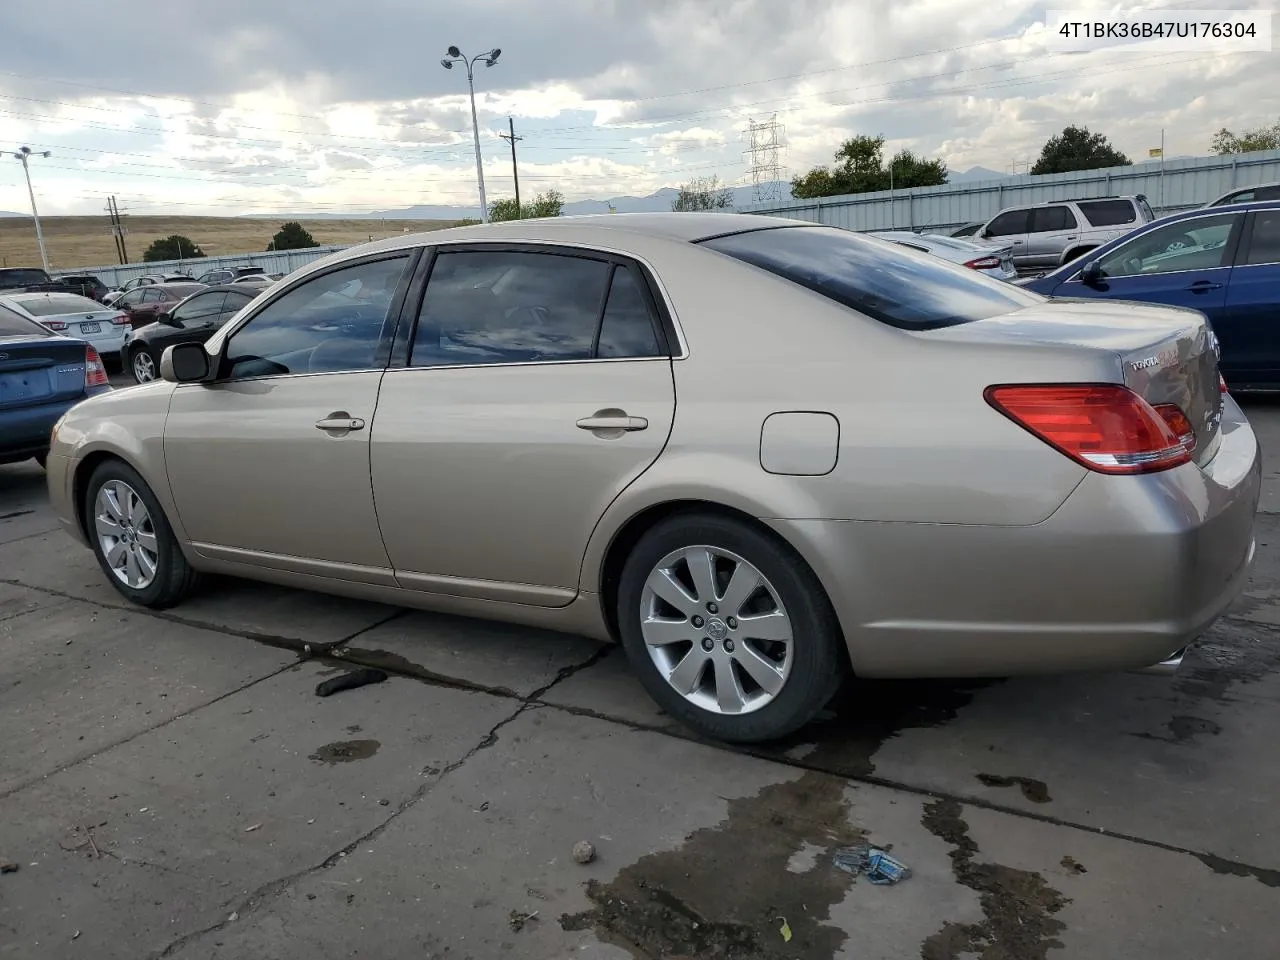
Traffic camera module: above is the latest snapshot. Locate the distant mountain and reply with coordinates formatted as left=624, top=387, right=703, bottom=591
left=0, top=210, right=27, bottom=217
left=949, top=166, right=1008, bottom=183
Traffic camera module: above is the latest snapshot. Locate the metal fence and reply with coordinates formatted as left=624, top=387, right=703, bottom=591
left=739, top=148, right=1280, bottom=234
left=50, top=245, right=351, bottom=288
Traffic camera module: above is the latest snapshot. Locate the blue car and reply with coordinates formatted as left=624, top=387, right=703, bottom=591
left=1, top=301, right=113, bottom=468
left=1022, top=200, right=1280, bottom=390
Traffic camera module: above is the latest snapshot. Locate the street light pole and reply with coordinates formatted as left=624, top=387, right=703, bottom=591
left=13, top=146, right=52, bottom=272
left=442, top=46, right=501, bottom=224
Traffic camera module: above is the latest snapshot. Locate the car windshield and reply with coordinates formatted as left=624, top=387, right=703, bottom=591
left=700, top=225, right=1042, bottom=330
left=0, top=303, right=47, bottom=337
left=11, top=293, right=104, bottom=316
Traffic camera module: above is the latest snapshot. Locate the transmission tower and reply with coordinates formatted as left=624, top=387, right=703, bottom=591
left=744, top=114, right=786, bottom=203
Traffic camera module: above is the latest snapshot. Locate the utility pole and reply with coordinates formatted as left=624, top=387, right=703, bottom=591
left=499, top=117, right=523, bottom=214
left=106, top=196, right=125, bottom=264
left=109, top=196, right=129, bottom=263
left=12, top=146, right=52, bottom=272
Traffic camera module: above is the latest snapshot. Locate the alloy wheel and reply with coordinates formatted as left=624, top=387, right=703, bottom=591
left=132, top=349, right=156, bottom=383
left=94, top=480, right=160, bottom=589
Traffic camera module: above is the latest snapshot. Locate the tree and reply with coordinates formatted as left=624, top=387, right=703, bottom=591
left=143, top=235, right=205, bottom=262
left=488, top=189, right=565, bottom=222
left=268, top=221, right=319, bottom=251
left=1211, top=119, right=1280, bottom=155
left=671, top=175, right=734, bottom=211
left=1030, top=125, right=1130, bottom=175
left=790, top=135, right=948, bottom=198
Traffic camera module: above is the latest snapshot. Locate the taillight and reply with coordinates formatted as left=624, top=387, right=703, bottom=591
left=109, top=313, right=130, bottom=325
left=985, top=384, right=1194, bottom=475
left=964, top=256, right=1002, bottom=270
left=1220, top=374, right=1229, bottom=394
left=84, top=346, right=109, bottom=387
left=43, top=320, right=68, bottom=331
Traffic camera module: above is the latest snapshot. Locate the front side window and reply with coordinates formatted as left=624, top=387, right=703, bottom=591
left=172, top=292, right=227, bottom=323
left=141, top=288, right=164, bottom=303
left=119, top=289, right=146, bottom=308
left=1096, top=214, right=1238, bottom=278
left=1244, top=211, right=1280, bottom=265
left=1077, top=200, right=1139, bottom=227
left=1031, top=206, right=1077, bottom=232
left=410, top=249, right=614, bottom=367
left=701, top=225, right=1043, bottom=331
left=222, top=254, right=409, bottom=379
left=985, top=210, right=1030, bottom=237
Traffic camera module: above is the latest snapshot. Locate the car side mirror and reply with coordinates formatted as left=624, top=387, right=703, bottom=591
left=156, top=311, right=173, bottom=324
left=160, top=343, right=210, bottom=383
left=1079, top=260, right=1103, bottom=285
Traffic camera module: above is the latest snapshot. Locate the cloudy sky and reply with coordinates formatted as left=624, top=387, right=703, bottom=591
left=0, top=0, right=1273, bottom=218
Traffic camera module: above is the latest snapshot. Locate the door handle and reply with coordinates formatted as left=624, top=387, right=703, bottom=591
left=576, top=414, right=648, bottom=432
left=315, top=413, right=366, bottom=432
left=1064, top=235, right=1077, bottom=240
left=1186, top=280, right=1223, bottom=292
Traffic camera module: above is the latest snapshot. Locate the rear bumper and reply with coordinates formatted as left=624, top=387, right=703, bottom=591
left=770, top=396, right=1261, bottom=678
left=0, top=394, right=99, bottom=463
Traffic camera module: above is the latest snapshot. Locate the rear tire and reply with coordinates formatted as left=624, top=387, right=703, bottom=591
left=130, top=345, right=158, bottom=384
left=616, top=511, right=846, bottom=743
left=83, top=459, right=199, bottom=608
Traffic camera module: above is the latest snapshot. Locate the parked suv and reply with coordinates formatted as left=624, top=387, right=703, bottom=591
left=196, top=265, right=265, bottom=285
left=975, top=195, right=1155, bottom=272
left=0, top=267, right=74, bottom=295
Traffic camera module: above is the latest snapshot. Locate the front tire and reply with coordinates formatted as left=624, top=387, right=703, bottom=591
left=84, top=459, right=199, bottom=608
left=130, top=345, right=158, bottom=384
left=616, top=511, right=846, bottom=743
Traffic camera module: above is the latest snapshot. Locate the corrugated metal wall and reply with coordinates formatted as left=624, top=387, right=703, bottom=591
left=740, top=148, right=1280, bottom=233
left=51, top=245, right=350, bottom=289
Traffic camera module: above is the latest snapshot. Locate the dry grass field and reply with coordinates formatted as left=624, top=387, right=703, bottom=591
left=0, top=216, right=460, bottom=271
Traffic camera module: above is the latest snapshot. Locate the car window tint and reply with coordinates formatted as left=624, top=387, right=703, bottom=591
left=1031, top=206, right=1077, bottom=232
left=140, top=288, right=163, bottom=303
left=411, top=249, right=610, bottom=367
left=1244, top=211, right=1280, bottom=265
left=1077, top=200, right=1138, bottom=227
left=223, top=254, right=409, bottom=379
left=174, top=292, right=227, bottom=321
left=701, top=225, right=1043, bottom=331
left=0, top=303, right=46, bottom=337
left=985, top=210, right=1029, bottom=236
left=596, top=265, right=662, bottom=358
left=1097, top=214, right=1236, bottom=278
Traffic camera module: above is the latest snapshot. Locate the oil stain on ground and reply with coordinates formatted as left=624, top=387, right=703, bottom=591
left=754, top=678, right=1002, bottom=778
left=921, top=798, right=1069, bottom=960
left=975, top=773, right=1052, bottom=804
left=560, top=770, right=866, bottom=959
left=309, top=740, right=380, bottom=764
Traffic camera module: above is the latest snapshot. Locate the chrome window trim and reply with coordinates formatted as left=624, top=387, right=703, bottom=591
left=1060, top=210, right=1243, bottom=283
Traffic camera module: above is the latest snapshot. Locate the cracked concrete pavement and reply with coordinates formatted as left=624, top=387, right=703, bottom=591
left=1, top=399, right=1279, bottom=959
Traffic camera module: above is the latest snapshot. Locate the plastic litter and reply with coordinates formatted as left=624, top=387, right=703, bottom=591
left=832, top=845, right=911, bottom=884
left=779, top=918, right=792, bottom=942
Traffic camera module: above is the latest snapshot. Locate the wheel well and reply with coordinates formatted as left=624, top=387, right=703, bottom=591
left=596, top=500, right=851, bottom=673
left=72, top=451, right=125, bottom=540
left=1062, top=245, right=1096, bottom=265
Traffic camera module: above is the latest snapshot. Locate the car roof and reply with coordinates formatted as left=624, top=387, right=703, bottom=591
left=1154, top=197, right=1280, bottom=223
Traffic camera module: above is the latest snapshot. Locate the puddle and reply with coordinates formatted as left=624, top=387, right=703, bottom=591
left=975, top=773, right=1052, bottom=804
left=1173, top=620, right=1280, bottom=702
left=755, top=678, right=1001, bottom=778
left=921, top=799, right=1069, bottom=960
left=560, top=770, right=864, bottom=958
left=308, top=740, right=380, bottom=764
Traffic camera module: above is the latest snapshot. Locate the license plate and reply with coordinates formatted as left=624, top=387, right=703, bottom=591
left=79, top=321, right=101, bottom=334
left=0, top=371, right=52, bottom=404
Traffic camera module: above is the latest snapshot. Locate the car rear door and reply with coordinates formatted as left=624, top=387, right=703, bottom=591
left=370, top=244, right=677, bottom=606
left=1218, top=208, right=1280, bottom=387
left=982, top=209, right=1031, bottom=268
left=1025, top=205, right=1079, bottom=269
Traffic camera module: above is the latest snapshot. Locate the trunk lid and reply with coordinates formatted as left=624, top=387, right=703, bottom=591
left=0, top=334, right=88, bottom=409
left=941, top=298, right=1223, bottom=466
left=42, top=307, right=122, bottom=338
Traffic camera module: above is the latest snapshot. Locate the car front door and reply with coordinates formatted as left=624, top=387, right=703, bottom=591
left=371, top=245, right=677, bottom=606
left=162, top=251, right=417, bottom=580
left=116, top=288, right=149, bottom=324
left=1218, top=209, right=1280, bottom=387
left=982, top=209, right=1031, bottom=268
left=1025, top=205, right=1080, bottom=269
left=1054, top=213, right=1243, bottom=339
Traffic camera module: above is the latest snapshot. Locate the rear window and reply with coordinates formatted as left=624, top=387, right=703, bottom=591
left=699, top=225, right=1042, bottom=331
left=0, top=303, right=47, bottom=337
left=1077, top=200, right=1138, bottom=227
left=0, top=268, right=51, bottom=286
left=11, top=293, right=103, bottom=316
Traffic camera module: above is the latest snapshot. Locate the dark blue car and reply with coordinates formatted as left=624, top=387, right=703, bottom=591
left=1022, top=200, right=1280, bottom=390
left=0, top=301, right=113, bottom=468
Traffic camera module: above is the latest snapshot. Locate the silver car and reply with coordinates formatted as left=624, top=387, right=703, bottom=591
left=0, top=291, right=129, bottom=363
left=43, top=213, right=1260, bottom=744
left=868, top=231, right=1017, bottom=281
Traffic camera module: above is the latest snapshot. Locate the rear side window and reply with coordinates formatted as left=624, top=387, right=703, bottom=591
left=596, top=265, right=662, bottom=358
left=1243, top=211, right=1280, bottom=265
left=0, top=303, right=47, bottom=337
left=1031, top=206, right=1077, bottom=232
left=700, top=226, right=1043, bottom=331
left=985, top=210, right=1029, bottom=237
left=1077, top=200, right=1138, bottom=227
